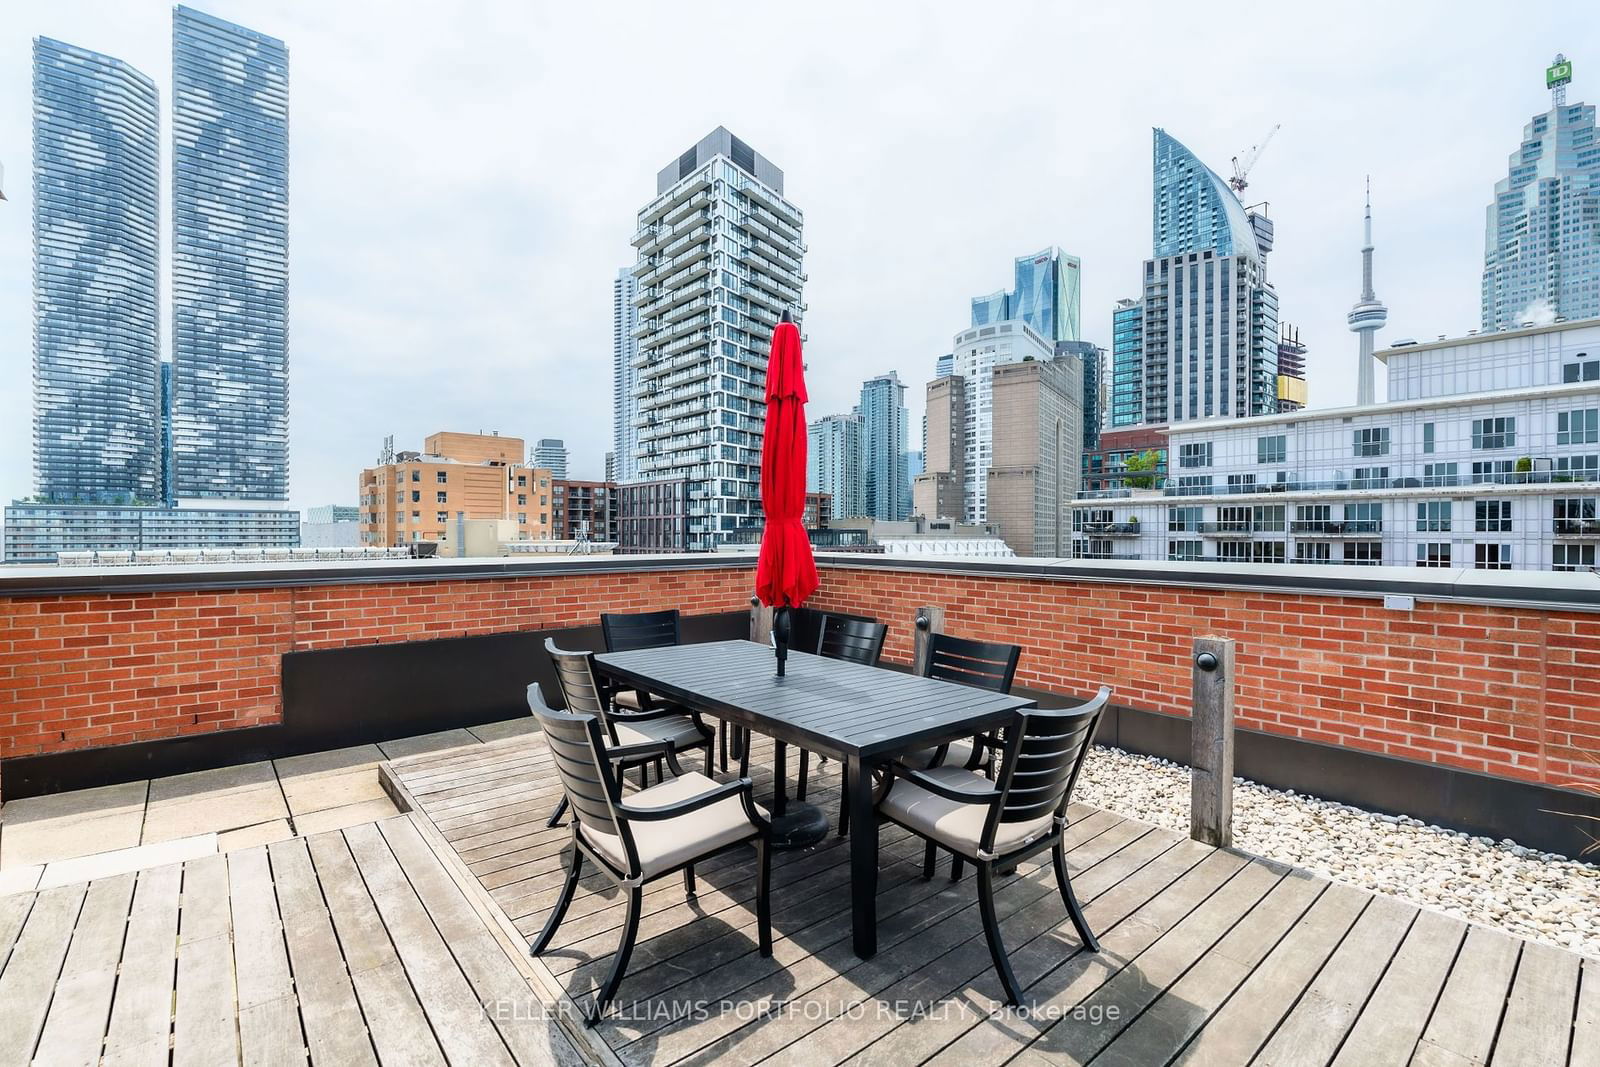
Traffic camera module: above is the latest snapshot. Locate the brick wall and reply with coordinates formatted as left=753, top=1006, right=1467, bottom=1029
left=809, top=564, right=1600, bottom=790
left=0, top=564, right=755, bottom=771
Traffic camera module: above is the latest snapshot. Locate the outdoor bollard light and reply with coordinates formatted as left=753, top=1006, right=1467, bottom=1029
left=1195, top=651, right=1220, bottom=674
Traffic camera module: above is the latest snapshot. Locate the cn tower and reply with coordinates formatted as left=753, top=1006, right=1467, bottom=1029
left=1347, top=178, right=1387, bottom=405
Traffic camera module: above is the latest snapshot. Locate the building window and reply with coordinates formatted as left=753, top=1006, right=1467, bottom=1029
left=1178, top=442, right=1212, bottom=468
left=517, top=494, right=527, bottom=506
left=1416, top=543, right=1452, bottom=567
left=1475, top=500, right=1512, bottom=532
left=1416, top=501, right=1452, bottom=533
left=411, top=491, right=420, bottom=503
left=1471, top=417, right=1515, bottom=450
left=435, top=471, right=448, bottom=484
left=1226, top=473, right=1256, bottom=491
left=1553, top=544, right=1597, bottom=572
left=1295, top=542, right=1332, bottom=564
left=518, top=513, right=528, bottom=524
left=1253, top=505, right=1285, bottom=531
left=1218, top=541, right=1251, bottom=563
left=517, top=475, right=527, bottom=487
left=1557, top=454, right=1599, bottom=480
left=1167, top=506, right=1201, bottom=532
left=1257, top=435, right=1286, bottom=464
left=1344, top=542, right=1382, bottom=566
left=1423, top=462, right=1459, bottom=487
left=410, top=470, right=420, bottom=482
left=1475, top=543, right=1511, bottom=570
left=1345, top=501, right=1382, bottom=533
left=1168, top=540, right=1202, bottom=561
left=1353, top=427, right=1390, bottom=457
left=1472, top=460, right=1515, bottom=483
left=1352, top=467, right=1389, bottom=490
left=1251, top=541, right=1285, bottom=564
left=435, top=511, right=447, bottom=523
left=1554, top=496, right=1598, bottom=535
left=1422, top=423, right=1435, bottom=454
left=1562, top=359, right=1600, bottom=383
left=1557, top=408, right=1600, bottom=445
left=1175, top=475, right=1212, bottom=496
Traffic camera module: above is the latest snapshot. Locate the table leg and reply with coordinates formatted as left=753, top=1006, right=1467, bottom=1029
left=848, top=754, right=877, bottom=958
left=773, top=742, right=788, bottom=817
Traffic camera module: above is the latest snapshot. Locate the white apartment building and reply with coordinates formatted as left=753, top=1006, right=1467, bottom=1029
left=629, top=128, right=805, bottom=551
left=951, top=319, right=1055, bottom=523
left=1071, top=319, right=1600, bottom=571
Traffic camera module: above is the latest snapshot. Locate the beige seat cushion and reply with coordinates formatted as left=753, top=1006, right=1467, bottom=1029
left=614, top=688, right=652, bottom=710
left=613, top=715, right=705, bottom=749
left=897, top=738, right=983, bottom=771
left=880, top=766, right=1054, bottom=859
left=579, top=771, right=762, bottom=877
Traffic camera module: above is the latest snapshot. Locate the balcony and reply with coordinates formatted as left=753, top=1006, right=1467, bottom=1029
left=1075, top=521, right=1142, bottom=537
left=1289, top=519, right=1384, bottom=536
left=0, top=555, right=1596, bottom=1065
left=1554, top=518, right=1600, bottom=538
left=1197, top=520, right=1262, bottom=537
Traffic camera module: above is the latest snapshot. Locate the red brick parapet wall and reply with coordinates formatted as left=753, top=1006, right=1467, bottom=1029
left=1, top=556, right=1597, bottom=797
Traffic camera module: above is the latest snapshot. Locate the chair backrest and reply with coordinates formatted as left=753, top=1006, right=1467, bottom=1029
left=525, top=684, right=639, bottom=872
left=988, top=687, right=1111, bottom=844
left=600, top=609, right=680, bottom=653
left=545, top=638, right=611, bottom=725
left=818, top=615, right=887, bottom=666
left=922, top=632, right=1021, bottom=694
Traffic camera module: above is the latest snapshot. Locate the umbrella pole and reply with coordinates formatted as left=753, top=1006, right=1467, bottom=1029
left=773, top=606, right=791, bottom=677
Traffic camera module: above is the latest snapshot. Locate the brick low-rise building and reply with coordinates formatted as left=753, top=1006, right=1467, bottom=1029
left=552, top=479, right=618, bottom=543
left=359, top=431, right=554, bottom=548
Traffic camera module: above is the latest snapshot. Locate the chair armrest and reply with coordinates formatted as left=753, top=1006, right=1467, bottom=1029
left=605, top=739, right=675, bottom=763
left=618, top=777, right=753, bottom=821
left=611, top=704, right=691, bottom=724
left=890, top=765, right=1001, bottom=806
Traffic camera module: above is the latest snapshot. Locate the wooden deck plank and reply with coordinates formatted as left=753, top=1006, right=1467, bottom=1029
left=343, top=820, right=520, bottom=1067
left=378, top=816, right=587, bottom=1067
left=102, top=863, right=183, bottom=1067
left=0, top=883, right=87, bottom=1067
left=0, top=890, right=34, bottom=972
left=1169, top=881, right=1370, bottom=1065
left=228, top=846, right=307, bottom=1065
left=1572, top=958, right=1599, bottom=1067
left=1248, top=891, right=1418, bottom=1067
left=1411, top=924, right=1524, bottom=1067
left=173, top=853, right=238, bottom=1067
left=1331, top=908, right=1467, bottom=1067
left=268, top=837, right=379, bottom=1066
left=305, top=831, right=447, bottom=1067
left=34, top=871, right=137, bottom=1067
left=1089, top=868, right=1327, bottom=1067
left=1491, top=938, right=1582, bottom=1067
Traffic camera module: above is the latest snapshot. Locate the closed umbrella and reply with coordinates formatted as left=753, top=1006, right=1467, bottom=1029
left=755, top=310, right=817, bottom=677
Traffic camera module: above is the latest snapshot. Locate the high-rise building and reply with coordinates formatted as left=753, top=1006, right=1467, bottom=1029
left=1058, top=340, right=1106, bottom=449
left=808, top=413, right=865, bottom=519
left=857, top=372, right=910, bottom=520
left=1349, top=181, right=1387, bottom=406
left=31, top=37, right=161, bottom=504
left=935, top=353, right=954, bottom=379
left=950, top=319, right=1056, bottom=522
left=171, top=6, right=290, bottom=502
left=1120, top=130, right=1281, bottom=428
left=913, top=375, right=966, bottom=521
left=1109, top=298, right=1145, bottom=428
left=987, top=354, right=1083, bottom=557
left=612, top=267, right=640, bottom=482
left=533, top=438, right=569, bottom=478
left=969, top=248, right=1082, bottom=343
left=1277, top=324, right=1309, bottom=413
left=630, top=127, right=804, bottom=551
left=1482, top=57, right=1599, bottom=332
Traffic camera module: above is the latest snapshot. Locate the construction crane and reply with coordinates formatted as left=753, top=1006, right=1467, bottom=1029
left=1229, top=124, right=1281, bottom=194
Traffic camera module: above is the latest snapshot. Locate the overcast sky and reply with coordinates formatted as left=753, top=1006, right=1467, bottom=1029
left=1, top=1, right=1595, bottom=513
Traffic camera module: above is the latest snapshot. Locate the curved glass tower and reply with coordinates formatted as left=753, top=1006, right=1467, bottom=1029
left=1151, top=129, right=1259, bottom=260
left=32, top=38, right=161, bottom=503
left=171, top=6, right=290, bottom=501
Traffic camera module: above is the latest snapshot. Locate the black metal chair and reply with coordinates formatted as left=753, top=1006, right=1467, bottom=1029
left=901, top=632, right=1022, bottom=772
left=600, top=609, right=743, bottom=770
left=525, top=683, right=772, bottom=1025
left=543, top=638, right=714, bottom=828
left=791, top=616, right=887, bottom=823
left=875, top=686, right=1111, bottom=1006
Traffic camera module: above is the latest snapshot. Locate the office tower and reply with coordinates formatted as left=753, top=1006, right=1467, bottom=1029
left=950, top=319, right=1056, bottom=522
left=533, top=438, right=569, bottom=478
left=630, top=128, right=804, bottom=550
left=1349, top=182, right=1387, bottom=405
left=1058, top=340, right=1106, bottom=450
left=969, top=248, right=1082, bottom=343
left=935, top=353, right=954, bottom=379
left=857, top=372, right=910, bottom=520
left=612, top=267, right=640, bottom=482
left=1277, top=324, right=1309, bottom=412
left=913, top=375, right=966, bottom=521
left=1482, top=57, right=1598, bottom=331
left=1121, top=130, right=1280, bottom=428
left=31, top=37, right=161, bottom=503
left=171, top=6, right=289, bottom=501
left=987, top=355, right=1083, bottom=557
left=1109, top=298, right=1144, bottom=428
left=906, top=451, right=924, bottom=480
left=808, top=414, right=865, bottom=519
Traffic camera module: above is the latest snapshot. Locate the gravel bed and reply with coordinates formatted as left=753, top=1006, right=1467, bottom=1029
left=1076, top=746, right=1600, bottom=959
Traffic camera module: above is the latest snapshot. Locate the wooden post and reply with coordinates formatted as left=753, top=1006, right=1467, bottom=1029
left=1190, top=636, right=1236, bottom=848
left=913, top=606, right=946, bottom=675
left=750, top=597, right=774, bottom=646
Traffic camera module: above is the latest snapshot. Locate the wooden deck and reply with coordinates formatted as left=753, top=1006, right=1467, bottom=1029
left=382, top=730, right=1600, bottom=1067
left=0, top=813, right=587, bottom=1066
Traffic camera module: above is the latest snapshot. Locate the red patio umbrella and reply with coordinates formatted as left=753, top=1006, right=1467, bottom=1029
left=755, top=311, right=817, bottom=676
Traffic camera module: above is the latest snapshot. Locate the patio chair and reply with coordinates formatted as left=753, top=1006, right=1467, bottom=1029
left=792, top=616, right=887, bottom=825
left=543, top=638, right=715, bottom=828
left=875, top=686, right=1111, bottom=1007
left=898, top=632, right=1021, bottom=772
left=525, top=683, right=772, bottom=1025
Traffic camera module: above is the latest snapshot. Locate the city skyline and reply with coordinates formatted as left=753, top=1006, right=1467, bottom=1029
left=0, top=3, right=1594, bottom=517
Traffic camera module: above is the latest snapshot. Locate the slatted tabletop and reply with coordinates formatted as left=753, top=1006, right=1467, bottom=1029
left=594, top=639, right=1035, bottom=759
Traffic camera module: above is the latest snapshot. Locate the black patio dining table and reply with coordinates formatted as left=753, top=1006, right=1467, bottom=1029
left=593, top=638, right=1036, bottom=958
